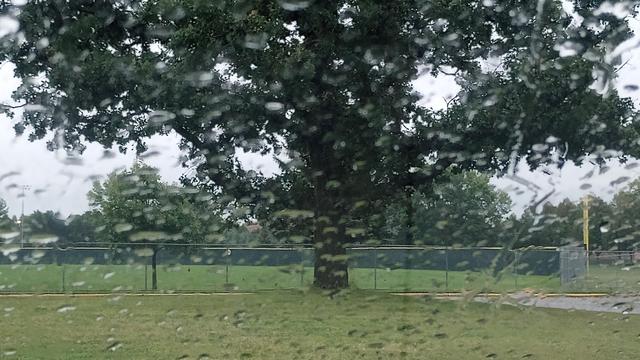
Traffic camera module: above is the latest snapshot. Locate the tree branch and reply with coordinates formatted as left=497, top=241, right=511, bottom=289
left=443, top=94, right=459, bottom=109
left=0, top=103, right=26, bottom=110
left=438, top=66, right=460, bottom=76
left=615, top=57, right=632, bottom=74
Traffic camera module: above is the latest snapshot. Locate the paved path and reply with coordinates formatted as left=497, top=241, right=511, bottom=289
left=485, top=292, right=640, bottom=314
left=462, top=292, right=640, bottom=314
left=2, top=291, right=639, bottom=314
left=395, top=292, right=640, bottom=314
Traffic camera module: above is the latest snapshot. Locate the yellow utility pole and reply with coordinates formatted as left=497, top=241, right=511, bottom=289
left=582, top=195, right=590, bottom=275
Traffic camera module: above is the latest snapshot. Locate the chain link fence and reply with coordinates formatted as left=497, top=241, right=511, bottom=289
left=0, top=244, right=572, bottom=293
left=566, top=250, right=640, bottom=293
left=559, top=245, right=587, bottom=286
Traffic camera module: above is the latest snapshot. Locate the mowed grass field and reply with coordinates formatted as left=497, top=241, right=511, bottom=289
left=0, top=291, right=639, bottom=359
left=0, top=264, right=561, bottom=293
left=0, top=264, right=638, bottom=294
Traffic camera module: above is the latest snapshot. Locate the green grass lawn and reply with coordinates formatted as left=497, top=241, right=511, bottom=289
left=0, top=264, right=561, bottom=293
left=0, top=291, right=638, bottom=359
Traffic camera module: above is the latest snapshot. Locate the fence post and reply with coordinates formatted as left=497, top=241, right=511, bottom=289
left=514, top=250, right=519, bottom=290
left=299, top=247, right=304, bottom=287
left=151, top=246, right=158, bottom=291
left=225, top=248, right=230, bottom=285
left=404, top=247, right=411, bottom=291
left=444, top=248, right=449, bottom=291
left=61, top=264, right=66, bottom=293
left=373, top=246, right=378, bottom=290
left=144, top=264, right=148, bottom=291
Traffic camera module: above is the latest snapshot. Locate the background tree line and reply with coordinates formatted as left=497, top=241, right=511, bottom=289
left=3, top=164, right=640, bottom=252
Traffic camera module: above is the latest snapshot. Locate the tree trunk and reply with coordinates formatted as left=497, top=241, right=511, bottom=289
left=151, top=246, right=158, bottom=290
left=404, top=187, right=415, bottom=245
left=312, top=182, right=349, bottom=289
left=313, top=216, right=349, bottom=289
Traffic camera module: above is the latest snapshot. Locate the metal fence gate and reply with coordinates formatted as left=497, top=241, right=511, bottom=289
left=559, top=245, right=587, bottom=286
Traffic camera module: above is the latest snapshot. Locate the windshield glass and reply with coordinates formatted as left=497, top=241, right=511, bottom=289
left=1, top=1, right=640, bottom=359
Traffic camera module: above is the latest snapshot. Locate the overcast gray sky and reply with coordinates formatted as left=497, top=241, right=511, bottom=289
left=2, top=14, right=640, bottom=218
